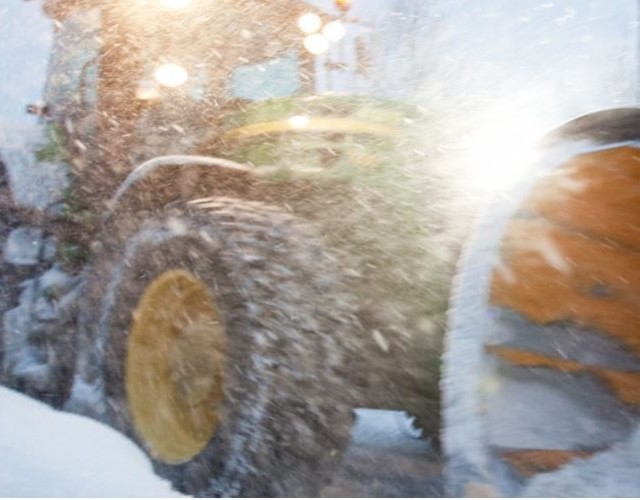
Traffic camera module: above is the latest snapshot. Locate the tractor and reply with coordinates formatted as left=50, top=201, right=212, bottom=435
left=6, top=0, right=454, bottom=496
left=2, top=0, right=640, bottom=497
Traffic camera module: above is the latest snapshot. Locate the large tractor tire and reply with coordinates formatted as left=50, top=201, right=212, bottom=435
left=443, top=108, right=640, bottom=496
left=76, top=197, right=360, bottom=497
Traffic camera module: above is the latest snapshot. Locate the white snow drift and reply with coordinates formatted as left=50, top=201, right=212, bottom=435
left=0, top=386, right=185, bottom=497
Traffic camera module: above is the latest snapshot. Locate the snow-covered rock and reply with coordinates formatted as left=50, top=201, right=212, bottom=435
left=63, top=374, right=106, bottom=419
left=38, top=265, right=79, bottom=300
left=0, top=386, right=185, bottom=497
left=42, top=235, right=58, bottom=262
left=2, top=306, right=43, bottom=378
left=1, top=265, right=81, bottom=404
left=0, top=125, right=70, bottom=211
left=3, top=227, right=44, bottom=266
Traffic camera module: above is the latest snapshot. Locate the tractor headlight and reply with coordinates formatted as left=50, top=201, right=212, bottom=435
left=322, top=21, right=346, bottom=42
left=154, top=63, right=189, bottom=88
left=298, top=13, right=322, bottom=34
left=303, top=34, right=330, bottom=55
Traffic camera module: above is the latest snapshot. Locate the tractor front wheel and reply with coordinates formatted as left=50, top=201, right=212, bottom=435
left=79, top=198, right=359, bottom=496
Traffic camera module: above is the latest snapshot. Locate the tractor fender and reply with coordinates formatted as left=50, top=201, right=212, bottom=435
left=104, top=155, right=251, bottom=219
left=443, top=107, right=640, bottom=497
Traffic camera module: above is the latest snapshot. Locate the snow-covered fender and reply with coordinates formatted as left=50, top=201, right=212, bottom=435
left=443, top=108, right=640, bottom=497
left=103, top=154, right=252, bottom=219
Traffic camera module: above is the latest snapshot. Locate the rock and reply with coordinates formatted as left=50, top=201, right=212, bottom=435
left=24, top=161, right=70, bottom=209
left=7, top=268, right=80, bottom=326
left=46, top=202, right=69, bottom=218
left=2, top=306, right=33, bottom=375
left=38, top=266, right=79, bottom=299
left=55, top=284, right=81, bottom=322
left=11, top=362, right=53, bottom=393
left=0, top=138, right=70, bottom=210
left=1, top=270, right=79, bottom=406
left=42, top=236, right=58, bottom=263
left=4, top=227, right=44, bottom=266
left=8, top=268, right=80, bottom=331
left=0, top=305, right=53, bottom=391
left=64, top=375, right=107, bottom=420
left=18, top=279, right=38, bottom=305
left=33, top=296, right=58, bottom=322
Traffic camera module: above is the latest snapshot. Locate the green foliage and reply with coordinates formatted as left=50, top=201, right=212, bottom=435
left=53, top=171, right=99, bottom=272
left=35, top=123, right=71, bottom=164
left=221, top=95, right=423, bottom=131
left=58, top=243, right=88, bottom=269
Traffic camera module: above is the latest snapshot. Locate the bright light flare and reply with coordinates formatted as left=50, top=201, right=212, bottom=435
left=160, top=0, right=192, bottom=10
left=154, top=63, right=189, bottom=88
left=322, top=20, right=346, bottom=42
left=303, top=34, right=330, bottom=55
left=288, top=115, right=310, bottom=129
left=465, top=117, right=544, bottom=193
left=136, top=80, right=161, bottom=100
left=298, top=13, right=322, bottom=34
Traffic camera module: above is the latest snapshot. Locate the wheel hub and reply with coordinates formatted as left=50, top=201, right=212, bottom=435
left=170, top=321, right=222, bottom=408
left=126, top=269, right=226, bottom=464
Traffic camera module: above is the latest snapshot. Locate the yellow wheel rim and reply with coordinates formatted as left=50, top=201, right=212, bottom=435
left=126, top=269, right=226, bottom=464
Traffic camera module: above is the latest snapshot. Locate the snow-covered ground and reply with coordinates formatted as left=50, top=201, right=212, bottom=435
left=0, top=384, right=440, bottom=497
left=0, top=386, right=184, bottom=497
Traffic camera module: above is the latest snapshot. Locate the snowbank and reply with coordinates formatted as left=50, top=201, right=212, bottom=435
left=0, top=386, right=185, bottom=497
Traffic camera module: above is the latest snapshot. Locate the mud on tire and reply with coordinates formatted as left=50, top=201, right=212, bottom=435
left=77, top=198, right=360, bottom=497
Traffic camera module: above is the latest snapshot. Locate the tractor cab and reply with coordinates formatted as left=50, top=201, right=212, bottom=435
left=38, top=0, right=427, bottom=178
